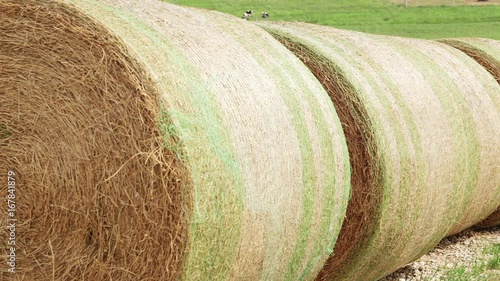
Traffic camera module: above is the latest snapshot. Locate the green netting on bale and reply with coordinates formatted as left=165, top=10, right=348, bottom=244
left=440, top=38, right=500, bottom=85
left=440, top=37, right=500, bottom=231
left=0, top=0, right=351, bottom=280
left=260, top=22, right=500, bottom=281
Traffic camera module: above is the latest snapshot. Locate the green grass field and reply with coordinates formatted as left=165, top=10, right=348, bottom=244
left=164, top=0, right=500, bottom=39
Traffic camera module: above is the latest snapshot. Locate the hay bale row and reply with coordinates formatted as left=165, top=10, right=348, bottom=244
left=259, top=22, right=500, bottom=281
left=2, top=0, right=498, bottom=279
left=0, top=0, right=350, bottom=280
left=439, top=38, right=500, bottom=230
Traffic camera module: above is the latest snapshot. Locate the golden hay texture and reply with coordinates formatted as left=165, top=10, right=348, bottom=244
left=260, top=22, right=500, bottom=281
left=0, top=1, right=350, bottom=280
left=440, top=38, right=500, bottom=230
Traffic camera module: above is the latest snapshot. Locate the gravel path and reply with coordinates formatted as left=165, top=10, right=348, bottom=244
left=379, top=226, right=500, bottom=281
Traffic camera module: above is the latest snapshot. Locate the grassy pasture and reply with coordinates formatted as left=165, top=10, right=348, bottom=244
left=164, top=0, right=500, bottom=39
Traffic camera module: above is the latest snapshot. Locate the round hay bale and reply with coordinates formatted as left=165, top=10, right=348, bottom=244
left=439, top=38, right=500, bottom=84
left=439, top=38, right=500, bottom=230
left=0, top=1, right=350, bottom=280
left=259, top=22, right=500, bottom=281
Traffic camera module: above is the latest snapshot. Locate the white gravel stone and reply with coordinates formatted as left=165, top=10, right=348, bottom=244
left=379, top=226, right=500, bottom=280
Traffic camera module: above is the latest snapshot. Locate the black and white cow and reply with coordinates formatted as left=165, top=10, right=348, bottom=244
left=242, top=10, right=253, bottom=19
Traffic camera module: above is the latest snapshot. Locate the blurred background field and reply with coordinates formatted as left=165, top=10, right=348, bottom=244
left=164, top=0, right=500, bottom=39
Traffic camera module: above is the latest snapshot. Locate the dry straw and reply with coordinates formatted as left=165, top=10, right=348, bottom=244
left=259, top=22, right=500, bottom=281
left=0, top=1, right=350, bottom=280
left=440, top=38, right=500, bottom=230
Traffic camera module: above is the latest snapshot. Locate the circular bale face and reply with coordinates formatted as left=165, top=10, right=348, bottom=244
left=260, top=22, right=500, bottom=281
left=0, top=1, right=191, bottom=279
left=1, top=0, right=350, bottom=280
